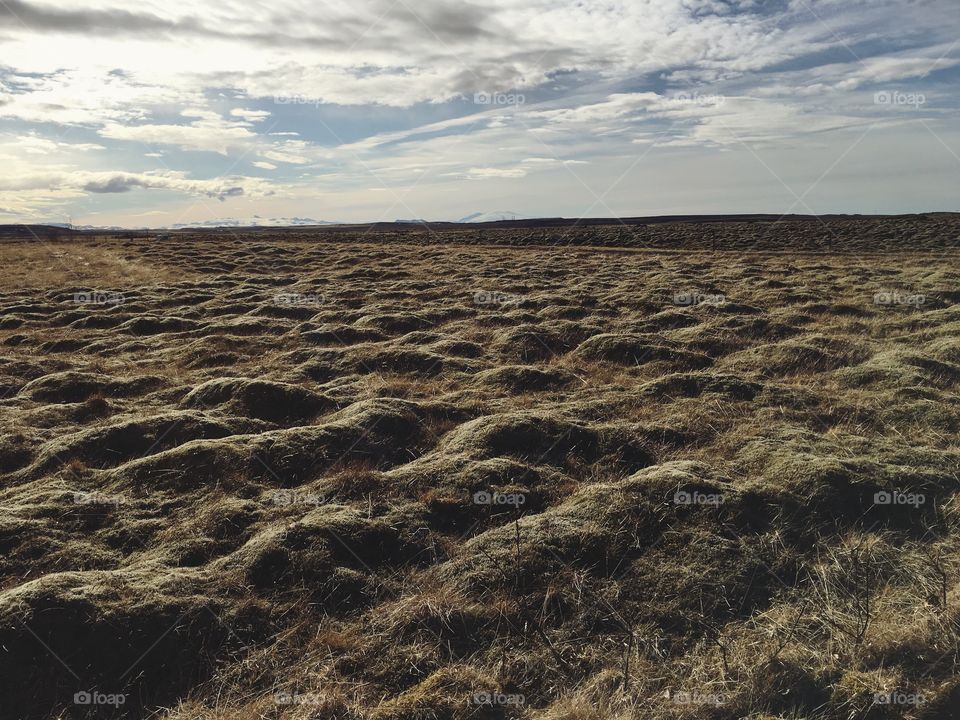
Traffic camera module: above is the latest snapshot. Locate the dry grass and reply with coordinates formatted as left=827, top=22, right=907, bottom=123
left=0, top=238, right=185, bottom=289
left=0, top=223, right=958, bottom=720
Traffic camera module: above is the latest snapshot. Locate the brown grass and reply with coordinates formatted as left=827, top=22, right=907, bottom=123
left=0, top=223, right=958, bottom=720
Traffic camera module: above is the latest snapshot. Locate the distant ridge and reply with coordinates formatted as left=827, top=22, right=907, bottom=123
left=1, top=213, right=957, bottom=238
left=0, top=224, right=145, bottom=239
left=457, top=211, right=525, bottom=223
left=257, top=212, right=959, bottom=232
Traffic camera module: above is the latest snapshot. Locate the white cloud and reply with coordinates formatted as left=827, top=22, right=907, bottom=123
left=99, top=119, right=257, bottom=155
left=230, top=108, right=271, bottom=121
left=465, top=166, right=528, bottom=179
left=6, top=133, right=106, bottom=154
left=259, top=143, right=311, bottom=164
left=0, top=169, right=274, bottom=200
left=0, top=0, right=956, bottom=223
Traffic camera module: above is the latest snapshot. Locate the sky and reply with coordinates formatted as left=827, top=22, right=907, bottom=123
left=0, top=0, right=958, bottom=227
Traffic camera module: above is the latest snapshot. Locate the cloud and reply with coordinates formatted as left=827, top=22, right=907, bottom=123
left=0, top=169, right=270, bottom=202
left=230, top=108, right=271, bottom=121
left=0, top=0, right=880, bottom=109
left=0, top=0, right=496, bottom=56
left=259, top=150, right=309, bottom=165
left=0, top=67, right=196, bottom=125
left=6, top=133, right=105, bottom=154
left=0, top=1, right=196, bottom=35
left=99, top=120, right=257, bottom=155
left=465, top=166, right=528, bottom=179
left=0, top=0, right=957, bottom=223
left=82, top=175, right=146, bottom=193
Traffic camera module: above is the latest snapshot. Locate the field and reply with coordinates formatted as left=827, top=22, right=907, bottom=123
left=1, top=218, right=959, bottom=719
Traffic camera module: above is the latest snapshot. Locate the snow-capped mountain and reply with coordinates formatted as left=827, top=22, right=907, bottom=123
left=165, top=216, right=340, bottom=229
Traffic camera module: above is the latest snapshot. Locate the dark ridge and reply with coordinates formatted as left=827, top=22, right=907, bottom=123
left=4, top=212, right=958, bottom=237
left=0, top=225, right=149, bottom=240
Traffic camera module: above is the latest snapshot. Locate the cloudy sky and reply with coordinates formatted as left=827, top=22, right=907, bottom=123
left=0, top=0, right=958, bottom=227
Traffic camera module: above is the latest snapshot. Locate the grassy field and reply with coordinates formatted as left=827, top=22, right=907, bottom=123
left=1, top=222, right=958, bottom=719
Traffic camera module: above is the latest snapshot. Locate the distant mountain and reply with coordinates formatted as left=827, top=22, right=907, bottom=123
left=0, top=224, right=84, bottom=238
left=456, top=211, right=526, bottom=223
left=165, top=216, right=339, bottom=229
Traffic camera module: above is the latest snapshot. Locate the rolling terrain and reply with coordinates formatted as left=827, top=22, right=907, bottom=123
left=1, top=218, right=959, bottom=719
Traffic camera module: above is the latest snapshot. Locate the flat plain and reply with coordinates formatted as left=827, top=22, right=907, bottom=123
left=1, top=217, right=959, bottom=719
